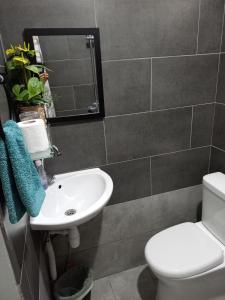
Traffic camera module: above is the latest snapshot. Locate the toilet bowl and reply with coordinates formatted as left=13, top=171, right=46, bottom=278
left=145, top=172, right=225, bottom=300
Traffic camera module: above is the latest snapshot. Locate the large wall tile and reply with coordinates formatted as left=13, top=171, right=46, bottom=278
left=75, top=85, right=95, bottom=109
left=0, top=0, right=95, bottom=45
left=216, top=54, right=225, bottom=102
left=191, top=104, right=214, bottom=147
left=20, top=267, right=34, bottom=300
left=198, top=0, right=224, bottom=53
left=221, top=18, right=225, bottom=52
left=152, top=55, right=218, bottom=110
left=40, top=35, right=91, bottom=61
left=150, top=108, right=192, bottom=155
left=210, top=147, right=225, bottom=173
left=103, top=59, right=150, bottom=116
left=51, top=86, right=75, bottom=112
left=23, top=229, right=40, bottom=300
left=96, top=0, right=199, bottom=60
left=3, top=213, right=27, bottom=274
left=105, top=108, right=191, bottom=163
left=45, top=121, right=106, bottom=173
left=69, top=232, right=150, bottom=279
left=0, top=85, right=10, bottom=122
left=46, top=59, right=93, bottom=87
left=212, top=104, right=225, bottom=150
left=105, top=113, right=152, bottom=162
left=39, top=36, right=70, bottom=61
left=151, top=147, right=210, bottom=194
left=102, top=158, right=151, bottom=205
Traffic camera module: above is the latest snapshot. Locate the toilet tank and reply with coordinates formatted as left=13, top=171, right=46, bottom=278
left=202, top=172, right=225, bottom=245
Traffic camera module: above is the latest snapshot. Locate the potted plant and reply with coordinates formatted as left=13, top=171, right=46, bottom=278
left=5, top=42, right=49, bottom=120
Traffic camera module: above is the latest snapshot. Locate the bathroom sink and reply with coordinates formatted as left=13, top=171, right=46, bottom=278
left=30, top=168, right=113, bottom=230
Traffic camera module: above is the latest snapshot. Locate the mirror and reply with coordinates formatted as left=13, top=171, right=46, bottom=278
left=23, top=28, right=105, bottom=124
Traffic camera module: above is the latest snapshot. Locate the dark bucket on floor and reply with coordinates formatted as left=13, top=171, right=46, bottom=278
left=54, top=266, right=93, bottom=300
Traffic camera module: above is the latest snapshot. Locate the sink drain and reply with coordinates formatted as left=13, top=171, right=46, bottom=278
left=65, top=209, right=76, bottom=216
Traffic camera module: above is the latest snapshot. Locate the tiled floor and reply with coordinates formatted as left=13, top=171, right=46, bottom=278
left=88, top=265, right=158, bottom=300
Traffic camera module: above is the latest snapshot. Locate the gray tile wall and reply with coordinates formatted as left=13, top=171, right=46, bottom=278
left=211, top=7, right=225, bottom=176
left=210, top=103, right=225, bottom=173
left=0, top=0, right=224, bottom=282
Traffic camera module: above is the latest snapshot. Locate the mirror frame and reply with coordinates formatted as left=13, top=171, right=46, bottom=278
left=23, top=28, right=105, bottom=124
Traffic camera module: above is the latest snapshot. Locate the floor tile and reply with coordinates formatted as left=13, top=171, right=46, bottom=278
left=90, top=277, right=115, bottom=300
left=109, top=265, right=157, bottom=300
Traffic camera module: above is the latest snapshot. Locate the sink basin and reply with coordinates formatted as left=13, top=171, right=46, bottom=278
left=30, top=168, right=113, bottom=230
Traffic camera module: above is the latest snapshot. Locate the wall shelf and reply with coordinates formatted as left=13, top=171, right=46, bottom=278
left=30, top=145, right=61, bottom=161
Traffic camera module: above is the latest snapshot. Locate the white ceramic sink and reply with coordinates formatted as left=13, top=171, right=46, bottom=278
left=30, top=168, right=113, bottom=230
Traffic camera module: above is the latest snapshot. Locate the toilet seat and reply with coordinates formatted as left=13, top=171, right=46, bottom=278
left=145, top=222, right=224, bottom=279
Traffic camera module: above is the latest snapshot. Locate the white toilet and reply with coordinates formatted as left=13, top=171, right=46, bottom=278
left=145, top=172, right=225, bottom=300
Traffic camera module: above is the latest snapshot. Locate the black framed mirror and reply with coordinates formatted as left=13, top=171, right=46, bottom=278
left=23, top=28, right=105, bottom=124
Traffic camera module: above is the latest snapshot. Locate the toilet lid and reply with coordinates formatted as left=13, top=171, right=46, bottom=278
left=145, top=222, right=224, bottom=279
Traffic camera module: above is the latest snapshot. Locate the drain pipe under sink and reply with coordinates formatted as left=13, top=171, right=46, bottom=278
left=45, top=227, right=80, bottom=281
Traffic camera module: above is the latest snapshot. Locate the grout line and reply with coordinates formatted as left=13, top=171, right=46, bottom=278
left=71, top=85, right=77, bottom=110
left=103, top=120, right=108, bottom=164
left=212, top=145, right=225, bottom=153
left=189, top=106, right=194, bottom=148
left=108, top=278, right=118, bottom=300
left=215, top=100, right=225, bottom=106
left=149, top=157, right=153, bottom=196
left=214, top=0, right=225, bottom=100
left=45, top=57, right=91, bottom=63
left=51, top=83, right=94, bottom=89
left=150, top=145, right=209, bottom=158
left=105, top=101, right=215, bottom=118
left=150, top=58, right=153, bottom=111
left=208, top=146, right=212, bottom=173
left=214, top=54, right=222, bottom=100
left=219, top=0, right=225, bottom=53
left=210, top=103, right=216, bottom=146
left=19, top=224, right=28, bottom=285
left=196, top=0, right=201, bottom=54
left=102, top=52, right=220, bottom=63
left=93, top=0, right=98, bottom=27
left=26, top=268, right=35, bottom=300
left=210, top=0, right=225, bottom=168
left=97, top=145, right=210, bottom=168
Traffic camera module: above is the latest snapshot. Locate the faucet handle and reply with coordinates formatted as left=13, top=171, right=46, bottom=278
left=51, top=145, right=61, bottom=157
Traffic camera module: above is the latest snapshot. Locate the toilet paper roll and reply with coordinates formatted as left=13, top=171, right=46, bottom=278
left=18, top=119, right=50, bottom=154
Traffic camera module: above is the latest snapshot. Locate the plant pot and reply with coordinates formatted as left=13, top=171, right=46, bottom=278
left=19, top=104, right=46, bottom=122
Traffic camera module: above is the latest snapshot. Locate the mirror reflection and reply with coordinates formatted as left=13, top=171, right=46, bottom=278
left=32, top=34, right=99, bottom=118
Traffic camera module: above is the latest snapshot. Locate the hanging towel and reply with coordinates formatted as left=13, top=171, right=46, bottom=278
left=0, top=120, right=45, bottom=223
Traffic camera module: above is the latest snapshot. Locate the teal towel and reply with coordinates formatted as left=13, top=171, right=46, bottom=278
left=0, top=120, right=45, bottom=223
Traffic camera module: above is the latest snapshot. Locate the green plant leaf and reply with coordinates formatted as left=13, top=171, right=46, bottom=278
left=6, top=60, right=16, bottom=70
left=17, top=89, right=29, bottom=101
left=27, top=50, right=36, bottom=57
left=32, top=64, right=53, bottom=72
left=5, top=47, right=16, bottom=56
left=25, top=65, right=40, bottom=74
left=12, top=84, right=22, bottom=97
left=27, top=77, right=43, bottom=99
left=13, top=55, right=30, bottom=65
